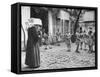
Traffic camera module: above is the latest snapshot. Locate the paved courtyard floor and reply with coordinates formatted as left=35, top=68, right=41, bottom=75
left=21, top=42, right=95, bottom=71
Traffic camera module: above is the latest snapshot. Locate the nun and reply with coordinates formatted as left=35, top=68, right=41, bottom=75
left=25, top=18, right=42, bottom=68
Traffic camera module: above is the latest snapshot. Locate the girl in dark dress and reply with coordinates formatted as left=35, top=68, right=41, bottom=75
left=25, top=25, right=40, bottom=68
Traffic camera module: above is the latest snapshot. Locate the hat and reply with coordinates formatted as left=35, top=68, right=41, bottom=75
left=28, top=18, right=42, bottom=27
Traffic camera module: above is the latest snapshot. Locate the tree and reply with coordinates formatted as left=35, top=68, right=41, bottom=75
left=64, top=9, right=82, bottom=53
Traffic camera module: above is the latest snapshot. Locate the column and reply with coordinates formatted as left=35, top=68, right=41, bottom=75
left=21, top=6, right=30, bottom=50
left=48, top=10, right=53, bottom=36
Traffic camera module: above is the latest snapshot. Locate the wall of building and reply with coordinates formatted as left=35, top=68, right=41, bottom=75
left=81, top=11, right=95, bottom=34
left=57, top=10, right=70, bottom=35
left=48, top=9, right=70, bottom=37
left=21, top=6, right=30, bottom=49
left=47, top=9, right=70, bottom=42
left=58, top=10, right=70, bottom=20
left=83, top=11, right=95, bottom=21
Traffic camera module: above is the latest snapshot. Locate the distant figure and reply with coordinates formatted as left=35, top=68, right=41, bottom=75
left=88, top=31, right=94, bottom=53
left=65, top=32, right=71, bottom=52
left=56, top=29, right=61, bottom=46
left=42, top=30, right=49, bottom=50
left=92, top=32, right=95, bottom=51
left=83, top=30, right=88, bottom=50
left=79, top=27, right=83, bottom=50
left=75, top=27, right=83, bottom=53
left=75, top=30, right=81, bottom=53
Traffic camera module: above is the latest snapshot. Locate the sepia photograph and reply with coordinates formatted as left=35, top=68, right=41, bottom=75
left=20, top=5, right=97, bottom=71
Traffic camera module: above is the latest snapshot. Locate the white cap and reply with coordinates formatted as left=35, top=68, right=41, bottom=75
left=28, top=18, right=42, bottom=27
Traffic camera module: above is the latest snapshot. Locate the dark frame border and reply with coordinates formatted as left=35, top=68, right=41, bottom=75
left=12, top=2, right=98, bottom=74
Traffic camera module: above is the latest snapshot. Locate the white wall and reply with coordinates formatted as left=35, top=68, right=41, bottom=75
left=21, top=6, right=30, bottom=44
left=58, top=10, right=70, bottom=20
left=83, top=11, right=95, bottom=21
left=58, top=10, right=70, bottom=34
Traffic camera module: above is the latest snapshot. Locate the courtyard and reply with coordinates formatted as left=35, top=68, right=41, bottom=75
left=21, top=42, right=95, bottom=71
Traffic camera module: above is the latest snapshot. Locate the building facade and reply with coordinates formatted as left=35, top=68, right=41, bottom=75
left=78, top=11, right=95, bottom=35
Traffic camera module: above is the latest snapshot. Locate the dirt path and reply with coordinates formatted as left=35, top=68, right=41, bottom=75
left=21, top=43, right=95, bottom=71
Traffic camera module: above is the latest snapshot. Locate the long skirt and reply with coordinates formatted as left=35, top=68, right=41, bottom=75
left=25, top=41, right=40, bottom=68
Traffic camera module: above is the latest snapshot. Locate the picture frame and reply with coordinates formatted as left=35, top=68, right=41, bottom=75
left=11, top=2, right=98, bottom=74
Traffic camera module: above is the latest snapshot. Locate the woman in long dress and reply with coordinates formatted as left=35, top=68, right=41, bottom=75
left=25, top=25, right=40, bottom=68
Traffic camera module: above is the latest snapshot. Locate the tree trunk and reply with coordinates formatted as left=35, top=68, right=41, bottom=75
left=71, top=10, right=82, bottom=43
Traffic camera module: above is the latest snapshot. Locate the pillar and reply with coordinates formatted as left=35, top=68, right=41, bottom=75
left=48, top=10, right=53, bottom=36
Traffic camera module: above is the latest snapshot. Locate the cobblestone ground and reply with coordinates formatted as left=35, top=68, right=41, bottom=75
left=21, top=42, right=95, bottom=71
